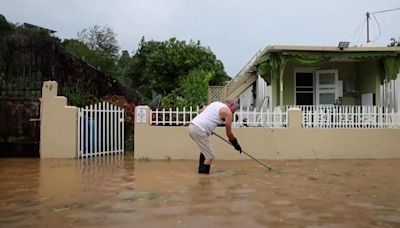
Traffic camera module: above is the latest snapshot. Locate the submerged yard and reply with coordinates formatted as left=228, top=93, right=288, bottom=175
left=0, top=154, right=400, bottom=227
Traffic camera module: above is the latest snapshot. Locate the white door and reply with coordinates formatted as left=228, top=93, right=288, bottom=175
left=316, top=70, right=339, bottom=105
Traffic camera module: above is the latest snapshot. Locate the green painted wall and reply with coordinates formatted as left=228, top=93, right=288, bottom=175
left=275, top=59, right=382, bottom=107
left=356, top=60, right=382, bottom=105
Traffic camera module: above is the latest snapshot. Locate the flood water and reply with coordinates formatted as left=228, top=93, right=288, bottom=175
left=1, top=154, right=400, bottom=228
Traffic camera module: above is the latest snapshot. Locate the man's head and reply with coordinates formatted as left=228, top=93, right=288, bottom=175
left=225, top=99, right=239, bottom=112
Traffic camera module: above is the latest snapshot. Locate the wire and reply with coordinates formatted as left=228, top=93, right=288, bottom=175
left=355, top=17, right=367, bottom=45
left=371, top=14, right=382, bottom=43
left=370, top=7, right=400, bottom=15
left=346, top=15, right=366, bottom=44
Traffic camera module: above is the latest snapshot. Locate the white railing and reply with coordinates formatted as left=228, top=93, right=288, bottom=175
left=78, top=102, right=125, bottom=158
left=286, top=105, right=400, bottom=128
left=233, top=106, right=288, bottom=128
left=150, top=106, right=201, bottom=126
left=149, top=105, right=400, bottom=128
left=149, top=106, right=288, bottom=128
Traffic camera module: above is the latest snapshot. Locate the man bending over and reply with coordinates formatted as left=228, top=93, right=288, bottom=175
left=188, top=100, right=242, bottom=174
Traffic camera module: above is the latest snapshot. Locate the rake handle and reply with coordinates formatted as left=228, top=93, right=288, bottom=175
left=212, top=132, right=273, bottom=170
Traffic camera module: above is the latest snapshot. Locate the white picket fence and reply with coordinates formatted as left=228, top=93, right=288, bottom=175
left=149, top=105, right=400, bottom=128
left=149, top=106, right=288, bottom=127
left=150, top=106, right=201, bottom=126
left=234, top=106, right=287, bottom=127
left=285, top=105, right=400, bottom=128
left=78, top=102, right=125, bottom=158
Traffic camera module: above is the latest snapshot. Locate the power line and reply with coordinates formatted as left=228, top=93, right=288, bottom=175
left=371, top=14, right=382, bottom=43
left=366, top=7, right=400, bottom=43
left=346, top=15, right=366, bottom=44
left=370, top=7, right=400, bottom=15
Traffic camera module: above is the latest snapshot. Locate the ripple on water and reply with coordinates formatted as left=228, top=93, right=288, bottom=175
left=118, top=191, right=136, bottom=199
left=306, top=224, right=355, bottom=228
left=270, top=200, right=292, bottom=206
left=348, top=202, right=387, bottom=210
left=283, top=211, right=319, bottom=221
left=111, top=202, right=136, bottom=212
left=375, top=215, right=400, bottom=224
left=228, top=188, right=256, bottom=194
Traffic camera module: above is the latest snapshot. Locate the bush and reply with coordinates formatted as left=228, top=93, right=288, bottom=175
left=101, top=94, right=136, bottom=150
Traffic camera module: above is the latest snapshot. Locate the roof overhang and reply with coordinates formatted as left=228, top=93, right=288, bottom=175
left=253, top=44, right=400, bottom=85
left=261, top=45, right=400, bottom=54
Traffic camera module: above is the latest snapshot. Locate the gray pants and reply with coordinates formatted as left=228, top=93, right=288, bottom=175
left=188, top=124, right=214, bottom=160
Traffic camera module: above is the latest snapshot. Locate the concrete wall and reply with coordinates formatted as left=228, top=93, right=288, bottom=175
left=135, top=106, right=400, bottom=160
left=40, top=81, right=77, bottom=158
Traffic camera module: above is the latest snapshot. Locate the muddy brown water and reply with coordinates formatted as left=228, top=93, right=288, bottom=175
left=1, top=154, right=400, bottom=228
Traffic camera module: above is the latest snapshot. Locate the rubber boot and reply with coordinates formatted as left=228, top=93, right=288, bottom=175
left=198, top=153, right=210, bottom=174
left=198, top=163, right=210, bottom=174
left=199, top=153, right=205, bottom=166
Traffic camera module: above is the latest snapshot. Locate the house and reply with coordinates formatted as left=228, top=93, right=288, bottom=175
left=134, top=44, right=400, bottom=160
left=210, top=45, right=400, bottom=113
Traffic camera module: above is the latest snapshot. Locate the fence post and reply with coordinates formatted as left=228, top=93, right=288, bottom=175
left=40, top=81, right=78, bottom=158
left=288, top=108, right=302, bottom=129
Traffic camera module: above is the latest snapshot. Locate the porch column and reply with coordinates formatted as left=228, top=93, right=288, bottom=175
left=280, top=73, right=284, bottom=106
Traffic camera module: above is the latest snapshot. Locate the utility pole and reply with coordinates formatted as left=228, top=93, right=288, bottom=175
left=365, top=8, right=400, bottom=43
left=366, top=12, right=370, bottom=43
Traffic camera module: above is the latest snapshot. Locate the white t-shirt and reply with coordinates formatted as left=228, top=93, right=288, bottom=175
left=191, top=102, right=227, bottom=135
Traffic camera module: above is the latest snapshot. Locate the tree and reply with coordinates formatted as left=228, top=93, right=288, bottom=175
left=114, top=50, right=132, bottom=86
left=63, top=38, right=115, bottom=74
left=65, top=25, right=121, bottom=76
left=128, top=37, right=229, bottom=98
left=77, top=25, right=119, bottom=59
left=0, top=15, right=13, bottom=74
left=160, top=68, right=213, bottom=108
left=388, top=37, right=400, bottom=47
left=0, top=15, right=13, bottom=37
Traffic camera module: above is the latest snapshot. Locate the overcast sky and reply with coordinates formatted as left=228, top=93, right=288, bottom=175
left=1, top=0, right=399, bottom=76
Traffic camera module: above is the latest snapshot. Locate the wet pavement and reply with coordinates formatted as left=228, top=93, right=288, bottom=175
left=1, top=154, right=400, bottom=227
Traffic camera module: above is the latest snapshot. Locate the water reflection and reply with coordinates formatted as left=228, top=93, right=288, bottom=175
left=0, top=157, right=399, bottom=227
left=0, top=158, right=40, bottom=225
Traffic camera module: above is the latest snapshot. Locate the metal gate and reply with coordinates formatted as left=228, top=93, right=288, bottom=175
left=78, top=102, right=125, bottom=158
left=0, top=99, right=40, bottom=157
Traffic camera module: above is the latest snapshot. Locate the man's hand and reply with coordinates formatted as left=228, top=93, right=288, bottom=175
left=229, top=138, right=242, bottom=153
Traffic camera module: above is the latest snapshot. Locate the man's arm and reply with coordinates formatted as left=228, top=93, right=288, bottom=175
left=219, top=107, right=235, bottom=140
left=220, top=106, right=241, bottom=152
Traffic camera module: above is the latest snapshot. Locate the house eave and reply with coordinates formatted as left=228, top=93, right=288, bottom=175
left=262, top=45, right=400, bottom=54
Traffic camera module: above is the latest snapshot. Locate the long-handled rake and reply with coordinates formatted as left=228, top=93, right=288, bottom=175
left=212, top=132, right=275, bottom=171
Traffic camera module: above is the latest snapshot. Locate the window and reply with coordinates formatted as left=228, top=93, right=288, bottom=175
left=295, top=72, right=314, bottom=105
left=316, top=70, right=338, bottom=105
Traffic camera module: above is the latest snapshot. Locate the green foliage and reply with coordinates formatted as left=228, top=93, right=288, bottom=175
left=101, top=94, right=136, bottom=149
left=64, top=39, right=94, bottom=59
left=63, top=25, right=121, bottom=76
left=1, top=16, right=229, bottom=109
left=160, top=68, right=213, bottom=108
left=179, top=68, right=213, bottom=107
left=115, top=50, right=132, bottom=86
left=63, top=38, right=117, bottom=76
left=62, top=80, right=97, bottom=106
left=0, top=14, right=13, bottom=37
left=77, top=25, right=119, bottom=59
left=0, top=15, right=12, bottom=74
left=388, top=37, right=400, bottom=47
left=128, top=37, right=229, bottom=98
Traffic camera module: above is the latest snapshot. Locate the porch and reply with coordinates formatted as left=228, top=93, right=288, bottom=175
left=253, top=45, right=400, bottom=110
